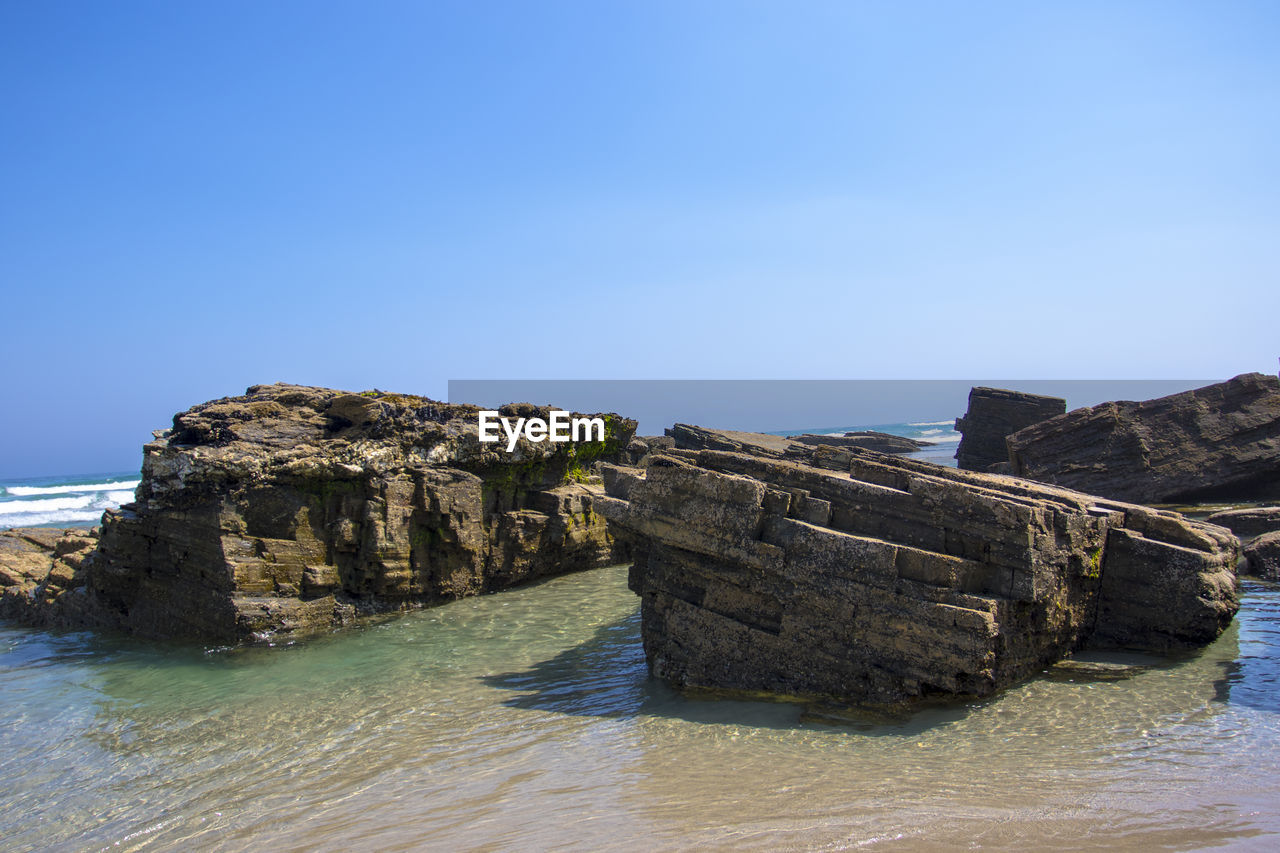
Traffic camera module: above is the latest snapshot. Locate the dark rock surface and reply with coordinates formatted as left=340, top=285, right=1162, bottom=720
left=787, top=432, right=932, bottom=454
left=1206, top=507, right=1280, bottom=541
left=1008, top=373, right=1280, bottom=504
left=954, top=387, right=1066, bottom=472
left=666, top=424, right=929, bottom=458
left=1243, top=532, right=1280, bottom=581
left=665, top=424, right=799, bottom=457
left=0, top=384, right=635, bottom=643
left=596, top=448, right=1238, bottom=708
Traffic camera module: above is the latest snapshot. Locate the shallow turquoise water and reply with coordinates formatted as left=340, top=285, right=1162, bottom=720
left=2, top=567, right=1278, bottom=851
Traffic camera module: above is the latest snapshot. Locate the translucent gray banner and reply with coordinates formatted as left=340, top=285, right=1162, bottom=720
left=446, top=379, right=1212, bottom=437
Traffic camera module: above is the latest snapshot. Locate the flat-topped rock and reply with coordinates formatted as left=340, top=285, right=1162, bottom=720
left=0, top=384, right=635, bottom=643
left=787, top=432, right=932, bottom=454
left=1206, top=507, right=1280, bottom=541
left=955, top=387, right=1066, bottom=471
left=665, top=424, right=799, bottom=456
left=666, top=424, right=929, bottom=459
left=596, top=448, right=1238, bottom=708
left=1008, top=373, right=1280, bottom=504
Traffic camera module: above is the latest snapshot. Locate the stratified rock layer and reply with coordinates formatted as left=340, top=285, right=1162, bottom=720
left=955, top=387, right=1066, bottom=472
left=665, top=424, right=799, bottom=457
left=0, top=384, right=635, bottom=643
left=788, top=432, right=933, bottom=454
left=597, top=448, right=1238, bottom=707
left=1008, top=373, right=1280, bottom=504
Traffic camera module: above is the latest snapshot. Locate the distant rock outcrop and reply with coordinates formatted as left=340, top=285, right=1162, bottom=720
left=665, top=424, right=799, bottom=457
left=0, top=384, right=635, bottom=643
left=1007, top=373, right=1280, bottom=503
left=665, top=424, right=929, bottom=459
left=596, top=447, right=1238, bottom=708
left=954, top=387, right=1066, bottom=471
left=787, top=432, right=932, bottom=454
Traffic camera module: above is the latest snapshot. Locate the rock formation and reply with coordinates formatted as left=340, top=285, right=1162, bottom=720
left=665, top=423, right=928, bottom=459
left=619, top=435, right=675, bottom=466
left=596, top=447, right=1239, bottom=708
left=665, top=424, right=800, bottom=456
left=1006, top=373, right=1280, bottom=504
left=1244, top=533, right=1280, bottom=581
left=1206, top=507, right=1280, bottom=541
left=0, top=527, right=101, bottom=630
left=954, top=387, right=1066, bottom=472
left=0, top=384, right=635, bottom=643
left=787, top=432, right=933, bottom=454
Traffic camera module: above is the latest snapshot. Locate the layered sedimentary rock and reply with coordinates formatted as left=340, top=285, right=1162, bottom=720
left=954, top=387, right=1066, bottom=472
left=665, top=424, right=799, bottom=457
left=1206, top=507, right=1280, bottom=541
left=0, top=528, right=101, bottom=629
left=787, top=432, right=932, bottom=454
left=0, top=384, right=635, bottom=643
left=597, top=448, right=1238, bottom=707
left=1008, top=373, right=1280, bottom=504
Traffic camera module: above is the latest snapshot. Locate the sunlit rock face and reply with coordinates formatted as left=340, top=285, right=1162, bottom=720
left=598, top=446, right=1239, bottom=708
left=1, top=384, right=635, bottom=642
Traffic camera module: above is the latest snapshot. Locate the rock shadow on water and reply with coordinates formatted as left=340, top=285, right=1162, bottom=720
left=481, top=611, right=1012, bottom=736
left=480, top=586, right=1280, bottom=737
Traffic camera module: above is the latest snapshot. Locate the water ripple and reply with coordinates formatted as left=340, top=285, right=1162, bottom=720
left=0, top=568, right=1277, bottom=851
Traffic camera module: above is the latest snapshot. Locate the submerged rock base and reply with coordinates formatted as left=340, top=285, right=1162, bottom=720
left=598, top=448, right=1239, bottom=708
left=1, top=384, right=635, bottom=643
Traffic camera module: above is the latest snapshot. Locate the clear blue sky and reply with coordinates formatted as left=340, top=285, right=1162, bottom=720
left=2, top=1, right=1277, bottom=477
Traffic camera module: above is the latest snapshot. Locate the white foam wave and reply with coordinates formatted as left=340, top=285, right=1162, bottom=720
left=921, top=434, right=962, bottom=444
left=5, top=479, right=139, bottom=497
left=908, top=421, right=954, bottom=427
left=0, top=508, right=105, bottom=528
left=0, top=495, right=95, bottom=513
left=0, top=489, right=135, bottom=529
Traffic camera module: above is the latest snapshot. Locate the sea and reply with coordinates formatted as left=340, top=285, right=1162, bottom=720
left=0, top=474, right=141, bottom=530
left=2, top=421, right=1279, bottom=851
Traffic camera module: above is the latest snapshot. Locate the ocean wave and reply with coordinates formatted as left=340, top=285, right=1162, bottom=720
left=3, top=479, right=139, bottom=497
left=0, top=488, right=136, bottom=529
left=920, top=434, right=961, bottom=444
left=908, top=421, right=955, bottom=427
left=0, top=495, right=96, bottom=514
left=0, top=508, right=105, bottom=528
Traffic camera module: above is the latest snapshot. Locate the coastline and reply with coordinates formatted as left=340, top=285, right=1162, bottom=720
left=2, top=392, right=1277, bottom=850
